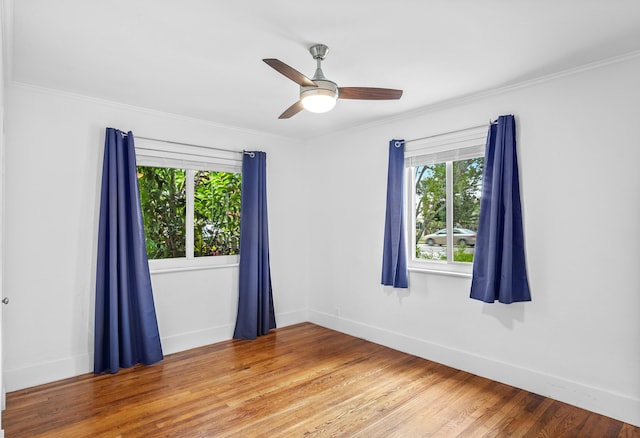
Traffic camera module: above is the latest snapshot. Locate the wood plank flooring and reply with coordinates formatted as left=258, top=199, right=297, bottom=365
left=3, top=323, right=639, bottom=437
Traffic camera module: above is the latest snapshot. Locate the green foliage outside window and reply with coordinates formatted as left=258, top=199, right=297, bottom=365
left=415, top=163, right=446, bottom=243
left=452, top=158, right=484, bottom=235
left=137, top=167, right=187, bottom=259
left=194, top=171, right=241, bottom=256
left=137, top=166, right=241, bottom=259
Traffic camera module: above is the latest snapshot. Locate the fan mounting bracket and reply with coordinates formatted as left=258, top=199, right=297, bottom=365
left=309, top=44, right=329, bottom=60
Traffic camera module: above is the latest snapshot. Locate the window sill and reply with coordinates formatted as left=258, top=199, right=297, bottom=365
left=148, top=255, right=239, bottom=275
left=408, top=266, right=472, bottom=279
left=150, top=263, right=239, bottom=275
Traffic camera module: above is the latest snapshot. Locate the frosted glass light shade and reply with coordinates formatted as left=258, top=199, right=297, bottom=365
left=301, top=90, right=337, bottom=113
left=300, top=80, right=339, bottom=113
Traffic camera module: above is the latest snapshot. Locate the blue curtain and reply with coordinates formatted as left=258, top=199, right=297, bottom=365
left=94, top=128, right=163, bottom=374
left=381, top=140, right=408, bottom=288
left=233, top=151, right=276, bottom=339
left=470, top=116, right=531, bottom=303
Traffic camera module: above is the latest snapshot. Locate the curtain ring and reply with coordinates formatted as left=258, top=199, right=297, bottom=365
left=394, top=141, right=403, bottom=148
left=243, top=151, right=256, bottom=158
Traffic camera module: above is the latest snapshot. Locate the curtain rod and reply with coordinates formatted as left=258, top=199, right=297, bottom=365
left=404, top=122, right=493, bottom=144
left=135, top=135, right=249, bottom=156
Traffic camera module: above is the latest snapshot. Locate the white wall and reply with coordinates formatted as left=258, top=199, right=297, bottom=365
left=305, top=56, right=640, bottom=426
left=2, top=84, right=309, bottom=391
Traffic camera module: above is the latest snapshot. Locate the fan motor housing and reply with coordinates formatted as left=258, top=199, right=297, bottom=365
left=300, top=79, right=338, bottom=100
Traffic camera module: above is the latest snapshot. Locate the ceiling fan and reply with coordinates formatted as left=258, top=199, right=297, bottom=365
left=263, top=44, right=403, bottom=119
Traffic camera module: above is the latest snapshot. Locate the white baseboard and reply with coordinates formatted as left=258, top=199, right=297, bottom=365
left=162, top=308, right=307, bottom=355
left=308, top=309, right=640, bottom=427
left=4, top=354, right=92, bottom=393
left=275, top=308, right=308, bottom=328
left=160, top=324, right=233, bottom=356
left=5, top=308, right=309, bottom=393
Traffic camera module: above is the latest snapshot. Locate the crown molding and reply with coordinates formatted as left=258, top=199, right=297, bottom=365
left=7, top=81, right=299, bottom=142
left=402, top=49, right=640, bottom=119
left=315, top=48, right=640, bottom=141
left=6, top=45, right=640, bottom=144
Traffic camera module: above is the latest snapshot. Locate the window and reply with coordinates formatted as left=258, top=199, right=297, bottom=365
left=405, top=126, right=486, bottom=272
left=134, top=138, right=242, bottom=269
left=137, top=168, right=241, bottom=259
left=193, top=170, right=241, bottom=257
left=137, top=166, right=187, bottom=259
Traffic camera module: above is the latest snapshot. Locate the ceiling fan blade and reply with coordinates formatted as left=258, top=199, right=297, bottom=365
left=263, top=59, right=317, bottom=87
left=338, top=87, right=403, bottom=100
left=278, top=101, right=304, bottom=119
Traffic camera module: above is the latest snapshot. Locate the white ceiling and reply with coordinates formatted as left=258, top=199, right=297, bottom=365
left=7, top=0, right=640, bottom=140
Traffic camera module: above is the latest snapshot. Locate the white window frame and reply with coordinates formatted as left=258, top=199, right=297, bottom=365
left=405, top=126, right=486, bottom=276
left=135, top=138, right=243, bottom=273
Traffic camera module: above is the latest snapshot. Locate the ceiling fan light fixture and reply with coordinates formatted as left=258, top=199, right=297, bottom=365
left=264, top=44, right=403, bottom=119
left=300, top=80, right=338, bottom=113
left=301, top=92, right=337, bottom=113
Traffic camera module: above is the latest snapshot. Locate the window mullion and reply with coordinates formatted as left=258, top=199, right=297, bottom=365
left=407, top=167, right=416, bottom=262
left=445, top=161, right=454, bottom=263
left=186, top=169, right=195, bottom=259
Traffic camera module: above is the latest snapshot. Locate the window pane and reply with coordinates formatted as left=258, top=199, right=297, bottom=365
left=452, top=157, right=484, bottom=263
left=194, top=171, right=241, bottom=257
left=137, top=166, right=186, bottom=259
left=415, top=163, right=446, bottom=261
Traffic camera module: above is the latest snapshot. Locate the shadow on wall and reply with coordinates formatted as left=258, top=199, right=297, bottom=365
left=383, top=286, right=410, bottom=303
left=481, top=302, right=526, bottom=330
left=382, top=274, right=526, bottom=330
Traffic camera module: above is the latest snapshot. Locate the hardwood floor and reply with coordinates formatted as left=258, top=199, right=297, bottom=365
left=3, top=323, right=639, bottom=437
